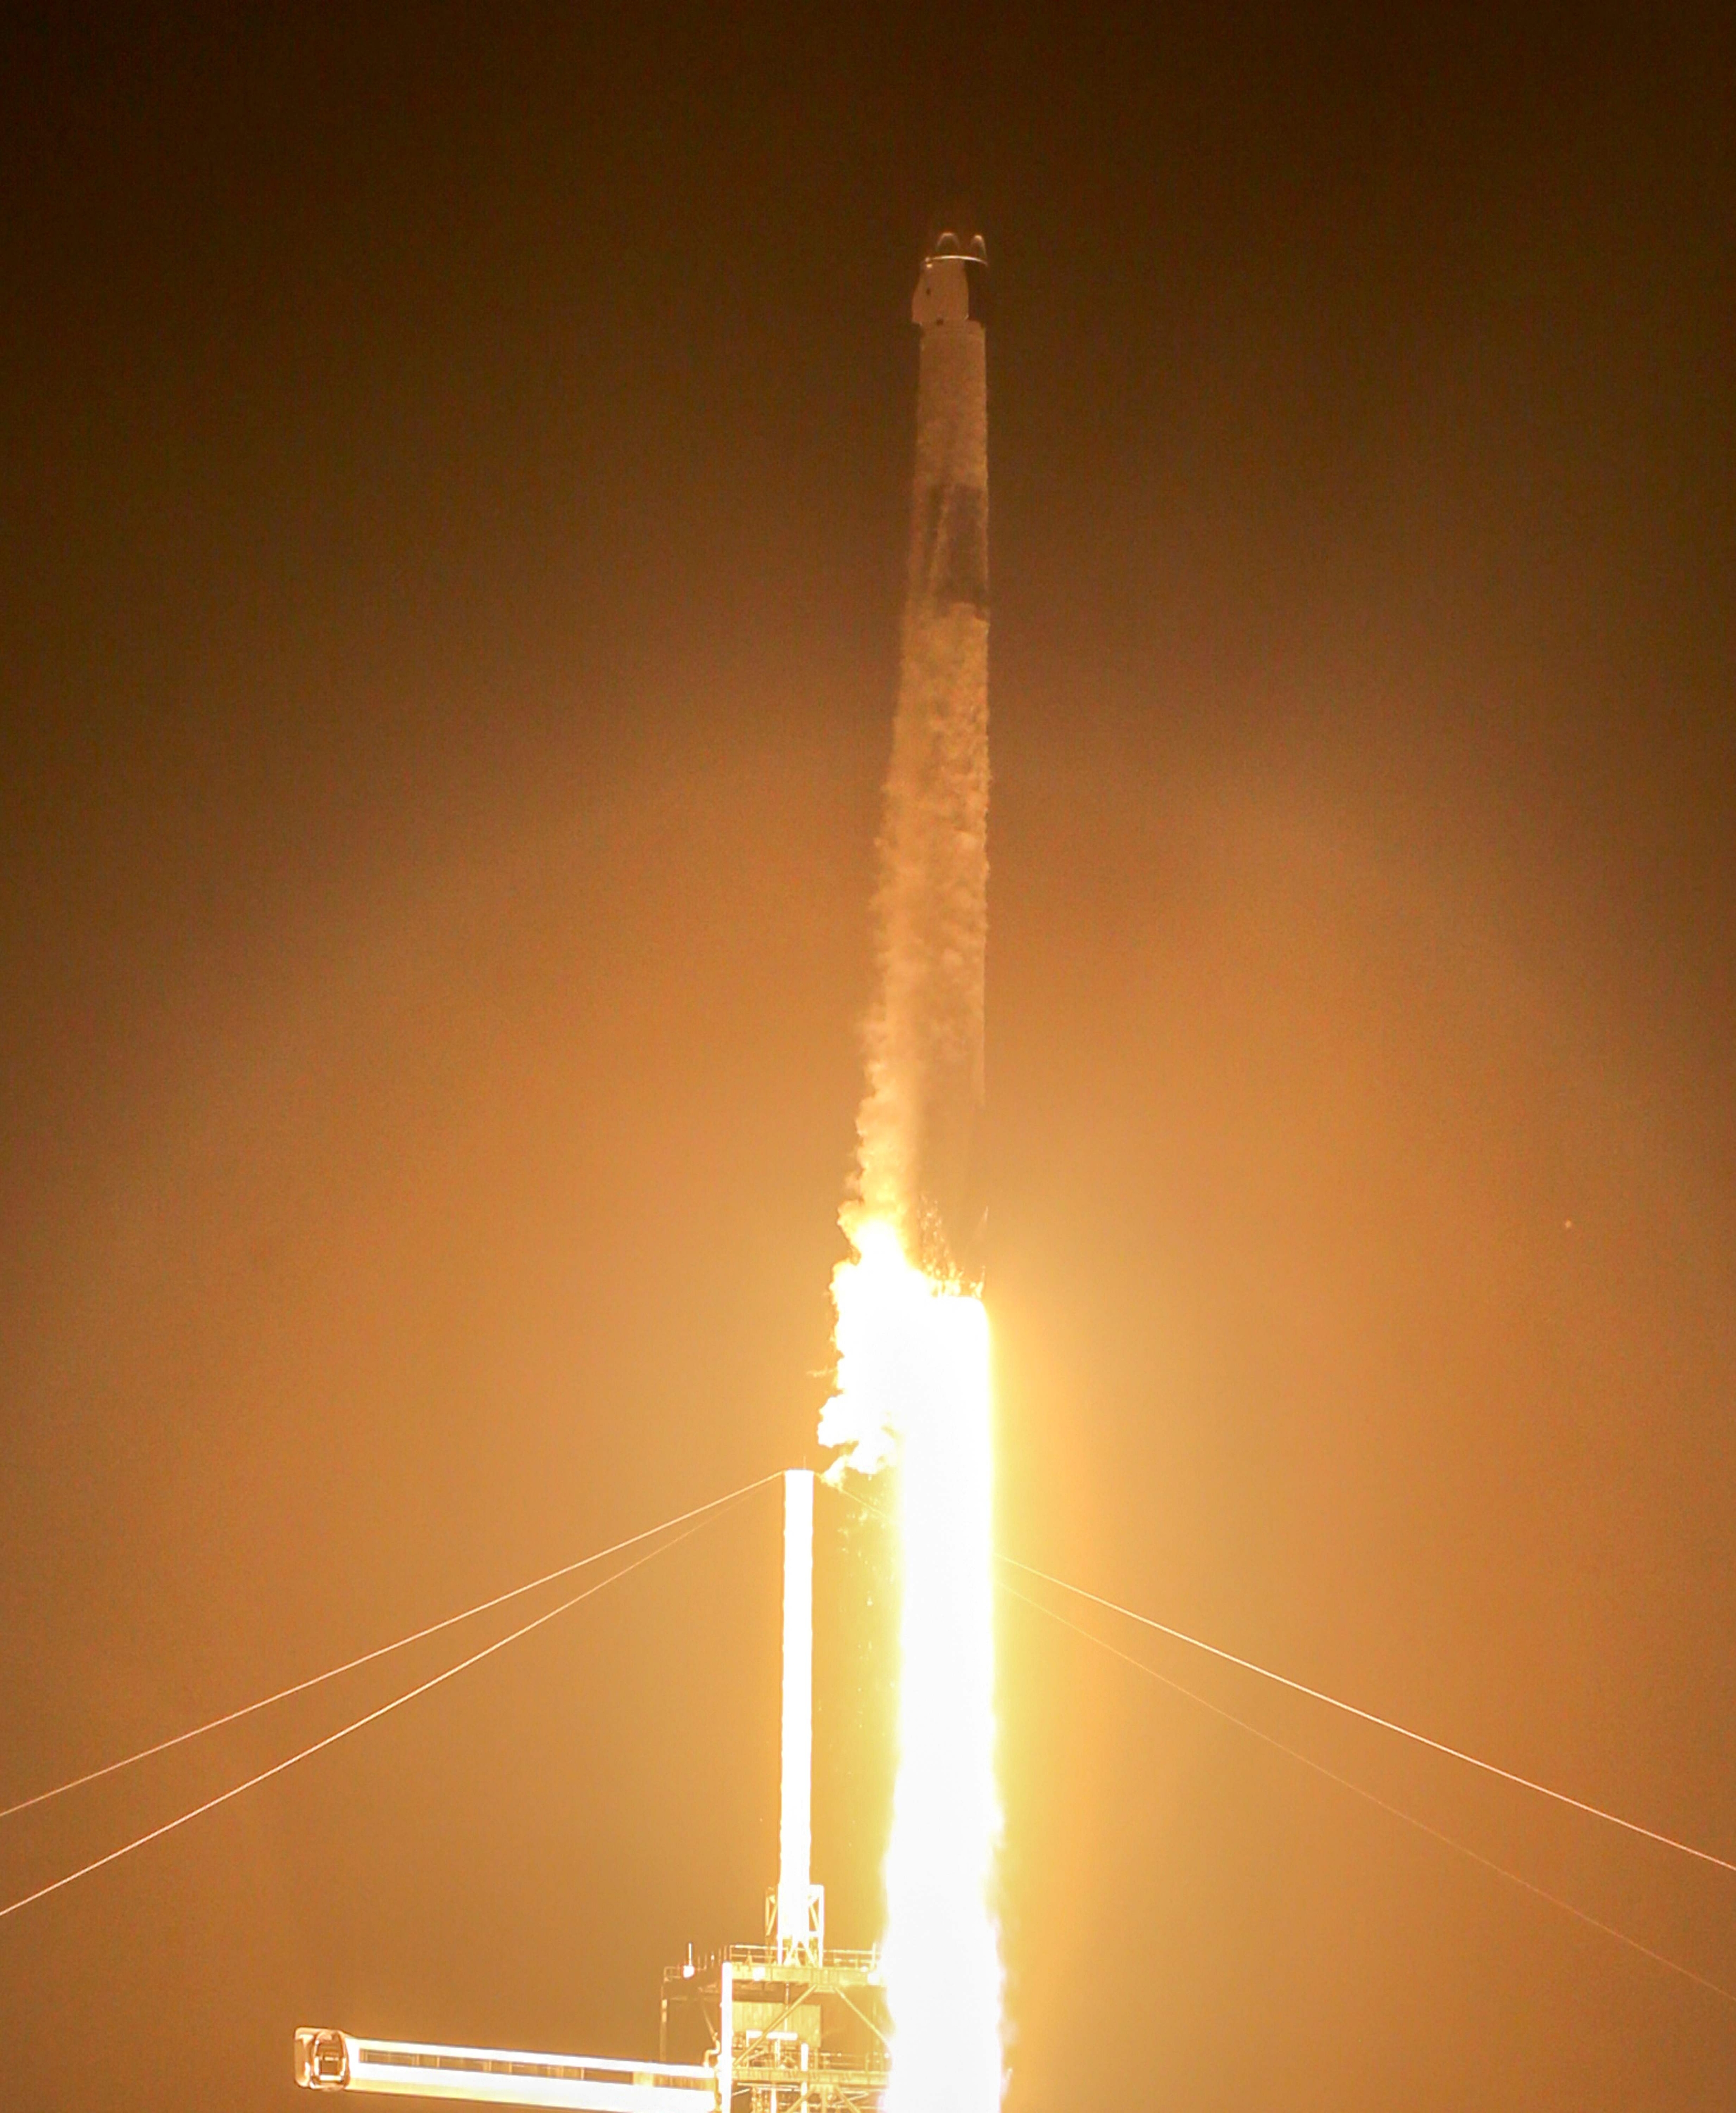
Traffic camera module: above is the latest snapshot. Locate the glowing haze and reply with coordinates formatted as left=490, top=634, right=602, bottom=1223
left=820, top=228, right=1002, bottom=2113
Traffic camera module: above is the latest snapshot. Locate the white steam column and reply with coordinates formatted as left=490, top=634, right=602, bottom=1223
left=774, top=1468, right=822, bottom=1964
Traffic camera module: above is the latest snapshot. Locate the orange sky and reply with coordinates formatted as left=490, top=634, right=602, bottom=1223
left=1, top=10, right=1732, bottom=2109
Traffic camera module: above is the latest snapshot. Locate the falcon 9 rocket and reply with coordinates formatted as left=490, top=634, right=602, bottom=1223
left=821, top=223, right=1005, bottom=2113
left=850, top=227, right=992, bottom=1284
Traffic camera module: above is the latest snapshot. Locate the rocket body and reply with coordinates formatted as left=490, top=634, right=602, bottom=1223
left=822, top=232, right=1005, bottom=2113
left=852, top=236, right=991, bottom=1280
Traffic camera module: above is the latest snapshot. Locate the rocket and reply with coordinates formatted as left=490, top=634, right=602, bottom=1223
left=908, top=228, right=991, bottom=619
left=851, top=226, right=992, bottom=1282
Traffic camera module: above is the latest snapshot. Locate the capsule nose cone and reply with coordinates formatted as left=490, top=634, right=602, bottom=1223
left=913, top=234, right=991, bottom=328
left=925, top=226, right=989, bottom=267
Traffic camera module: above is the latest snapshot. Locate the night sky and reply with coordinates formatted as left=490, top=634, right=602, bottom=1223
left=2, top=8, right=1733, bottom=2108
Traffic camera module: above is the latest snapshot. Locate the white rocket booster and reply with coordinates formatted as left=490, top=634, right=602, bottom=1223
left=851, top=228, right=991, bottom=1281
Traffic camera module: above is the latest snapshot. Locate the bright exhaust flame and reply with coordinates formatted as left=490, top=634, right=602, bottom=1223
left=822, top=1218, right=1002, bottom=2113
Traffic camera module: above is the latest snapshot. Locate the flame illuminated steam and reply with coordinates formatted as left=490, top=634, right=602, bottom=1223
left=823, top=1218, right=1003, bottom=2113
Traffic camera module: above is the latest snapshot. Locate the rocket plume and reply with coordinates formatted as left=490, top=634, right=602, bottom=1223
left=822, top=228, right=1003, bottom=2113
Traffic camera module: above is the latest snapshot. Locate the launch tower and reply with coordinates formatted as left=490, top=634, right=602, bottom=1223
left=294, top=1473, right=890, bottom=2111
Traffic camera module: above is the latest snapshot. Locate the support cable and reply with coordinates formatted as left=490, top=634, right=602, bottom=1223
left=1, top=1471, right=780, bottom=1825
left=1003, top=1581, right=1736, bottom=2008
left=837, top=1478, right=1733, bottom=1876
left=0, top=1479, right=770, bottom=1926
left=1005, top=1554, right=1735, bottom=1877
left=829, top=1476, right=1732, bottom=1997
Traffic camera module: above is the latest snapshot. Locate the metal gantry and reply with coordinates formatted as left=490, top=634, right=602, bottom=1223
left=295, top=1472, right=889, bottom=2111
left=661, top=1939, right=889, bottom=2113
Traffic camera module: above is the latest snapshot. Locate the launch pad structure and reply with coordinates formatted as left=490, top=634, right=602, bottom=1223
left=294, top=1470, right=893, bottom=2112
left=658, top=1472, right=890, bottom=2113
